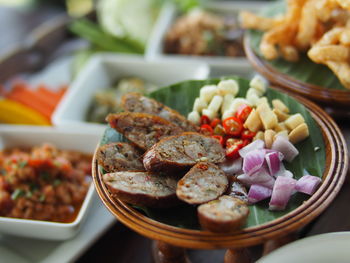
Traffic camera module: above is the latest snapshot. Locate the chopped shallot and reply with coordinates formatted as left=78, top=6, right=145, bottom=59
left=271, top=136, right=299, bottom=162
left=296, top=175, right=322, bottom=195
left=242, top=149, right=265, bottom=176
left=233, top=138, right=320, bottom=211
left=265, top=151, right=284, bottom=176
left=219, top=157, right=242, bottom=175
left=237, top=166, right=275, bottom=189
left=269, top=176, right=297, bottom=211
left=274, top=164, right=294, bottom=178
left=248, top=185, right=272, bottom=204
left=239, top=139, right=265, bottom=158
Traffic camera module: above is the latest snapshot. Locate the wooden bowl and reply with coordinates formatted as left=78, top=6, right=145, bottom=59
left=243, top=35, right=350, bottom=110
left=92, top=90, right=348, bottom=250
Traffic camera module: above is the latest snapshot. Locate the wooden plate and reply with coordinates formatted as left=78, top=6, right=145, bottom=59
left=92, top=89, right=348, bottom=250
left=243, top=34, right=350, bottom=110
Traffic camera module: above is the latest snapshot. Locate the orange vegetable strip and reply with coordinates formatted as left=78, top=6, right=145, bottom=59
left=37, top=84, right=62, bottom=107
left=7, top=90, right=53, bottom=119
left=11, top=86, right=56, bottom=110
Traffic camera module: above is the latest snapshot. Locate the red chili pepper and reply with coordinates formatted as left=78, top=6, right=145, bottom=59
left=200, top=124, right=213, bottom=135
left=226, top=138, right=244, bottom=149
left=236, top=104, right=252, bottom=122
left=200, top=115, right=211, bottom=125
left=225, top=144, right=241, bottom=159
left=212, top=135, right=224, bottom=146
left=242, top=139, right=250, bottom=147
left=222, top=117, right=243, bottom=137
left=28, top=159, right=53, bottom=168
left=210, top=118, right=221, bottom=128
left=241, top=129, right=256, bottom=140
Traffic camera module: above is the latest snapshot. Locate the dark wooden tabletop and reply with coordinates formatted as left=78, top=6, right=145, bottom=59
left=1, top=3, right=349, bottom=263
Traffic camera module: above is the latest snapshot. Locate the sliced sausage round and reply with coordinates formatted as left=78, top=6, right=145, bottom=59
left=96, top=142, right=144, bottom=172
left=121, top=93, right=198, bottom=132
left=176, top=162, right=228, bottom=205
left=198, top=195, right=249, bottom=233
left=106, top=112, right=183, bottom=150
left=143, top=132, right=225, bottom=172
left=103, top=171, right=179, bottom=208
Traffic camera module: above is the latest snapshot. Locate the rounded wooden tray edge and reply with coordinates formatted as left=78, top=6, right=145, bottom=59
left=92, top=92, right=348, bottom=249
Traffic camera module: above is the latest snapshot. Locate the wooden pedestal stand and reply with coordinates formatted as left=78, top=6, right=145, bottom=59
left=93, top=93, right=348, bottom=263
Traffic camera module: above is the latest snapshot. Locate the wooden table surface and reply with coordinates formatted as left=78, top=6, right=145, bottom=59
left=1, top=4, right=349, bottom=263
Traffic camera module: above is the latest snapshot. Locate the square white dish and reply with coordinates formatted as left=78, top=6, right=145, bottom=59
left=145, top=1, right=265, bottom=70
left=0, top=125, right=100, bottom=240
left=52, top=53, right=210, bottom=132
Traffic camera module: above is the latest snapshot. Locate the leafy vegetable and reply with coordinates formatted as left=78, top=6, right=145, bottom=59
left=97, top=0, right=159, bottom=45
left=171, top=0, right=201, bottom=12
left=69, top=18, right=144, bottom=54
left=100, top=76, right=325, bottom=229
left=11, top=189, right=25, bottom=200
left=247, top=1, right=346, bottom=90
left=18, top=161, right=27, bottom=168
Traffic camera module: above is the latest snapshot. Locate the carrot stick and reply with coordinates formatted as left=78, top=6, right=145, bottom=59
left=37, top=84, right=62, bottom=106
left=12, top=87, right=56, bottom=110
left=6, top=89, right=54, bottom=119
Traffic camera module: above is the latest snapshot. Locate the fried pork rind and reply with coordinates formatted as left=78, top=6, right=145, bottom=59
left=308, top=45, right=350, bottom=62
left=240, top=0, right=350, bottom=89
left=296, top=0, right=318, bottom=50
left=307, top=26, right=350, bottom=89
left=239, top=11, right=281, bottom=31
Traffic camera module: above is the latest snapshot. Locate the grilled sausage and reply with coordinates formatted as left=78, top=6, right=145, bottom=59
left=143, top=132, right=225, bottom=172
left=198, top=195, right=249, bottom=233
left=106, top=112, right=183, bottom=150
left=103, top=171, right=179, bottom=208
left=176, top=162, right=228, bottom=205
left=96, top=142, right=144, bottom=172
left=121, top=93, right=198, bottom=132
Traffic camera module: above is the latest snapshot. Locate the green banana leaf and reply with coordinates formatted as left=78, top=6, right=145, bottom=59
left=100, top=76, right=325, bottom=229
left=247, top=1, right=346, bottom=90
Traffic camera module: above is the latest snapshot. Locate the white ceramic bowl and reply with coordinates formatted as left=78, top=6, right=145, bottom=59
left=0, top=125, right=100, bottom=240
left=145, top=1, right=264, bottom=73
left=258, top=232, right=350, bottom=263
left=52, top=53, right=209, bottom=132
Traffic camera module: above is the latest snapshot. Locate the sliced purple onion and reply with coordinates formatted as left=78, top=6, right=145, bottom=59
left=273, top=163, right=286, bottom=178
left=265, top=151, right=284, bottom=176
left=242, top=149, right=266, bottom=176
left=248, top=184, right=272, bottom=204
left=237, top=166, right=275, bottom=189
left=271, top=136, right=299, bottom=162
left=265, top=149, right=279, bottom=154
left=219, top=157, right=243, bottom=176
left=295, top=175, right=322, bottom=195
left=239, top=139, right=265, bottom=158
left=269, top=176, right=297, bottom=211
left=274, top=164, right=294, bottom=179
left=283, top=170, right=294, bottom=178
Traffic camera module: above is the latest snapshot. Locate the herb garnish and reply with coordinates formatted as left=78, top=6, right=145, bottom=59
left=18, top=160, right=28, bottom=168
left=11, top=189, right=25, bottom=200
